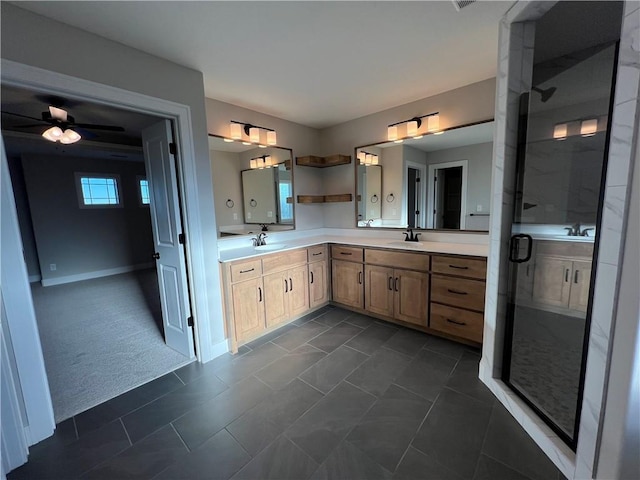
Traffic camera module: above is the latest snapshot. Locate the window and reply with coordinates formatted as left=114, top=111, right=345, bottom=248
left=138, top=177, right=150, bottom=205
left=76, top=173, right=121, bottom=207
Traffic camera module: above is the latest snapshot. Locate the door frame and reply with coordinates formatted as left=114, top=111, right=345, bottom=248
left=1, top=59, right=216, bottom=436
left=427, top=160, right=468, bottom=229
left=403, top=161, right=427, bottom=229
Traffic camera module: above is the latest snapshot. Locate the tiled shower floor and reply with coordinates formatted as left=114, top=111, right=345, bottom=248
left=9, top=306, right=564, bottom=480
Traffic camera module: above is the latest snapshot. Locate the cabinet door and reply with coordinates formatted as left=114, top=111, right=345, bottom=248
left=394, top=269, right=429, bottom=327
left=532, top=256, right=573, bottom=308
left=263, top=271, right=288, bottom=328
left=569, top=261, right=592, bottom=312
left=365, top=264, right=394, bottom=317
left=331, top=259, right=363, bottom=309
left=288, top=265, right=310, bottom=318
left=309, top=260, right=328, bottom=308
left=232, top=278, right=265, bottom=341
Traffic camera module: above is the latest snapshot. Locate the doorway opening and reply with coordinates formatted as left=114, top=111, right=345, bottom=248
left=427, top=160, right=468, bottom=229
left=2, top=84, right=195, bottom=422
left=405, top=162, right=426, bottom=229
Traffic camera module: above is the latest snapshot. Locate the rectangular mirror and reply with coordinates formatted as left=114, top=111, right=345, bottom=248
left=356, top=120, right=494, bottom=231
left=209, top=135, right=295, bottom=237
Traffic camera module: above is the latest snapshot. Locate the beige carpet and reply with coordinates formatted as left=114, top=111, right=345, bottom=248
left=31, top=268, right=192, bottom=422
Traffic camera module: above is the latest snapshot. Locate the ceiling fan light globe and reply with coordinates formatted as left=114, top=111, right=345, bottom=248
left=59, top=129, right=81, bottom=144
left=42, top=126, right=63, bottom=142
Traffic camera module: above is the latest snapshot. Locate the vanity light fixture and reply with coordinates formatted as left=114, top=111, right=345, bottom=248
left=580, top=118, right=598, bottom=137
left=228, top=120, right=277, bottom=146
left=250, top=155, right=274, bottom=169
left=553, top=123, right=568, bottom=140
left=359, top=151, right=379, bottom=166
left=387, top=112, right=440, bottom=142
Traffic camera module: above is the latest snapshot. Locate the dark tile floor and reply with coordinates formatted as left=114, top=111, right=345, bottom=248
left=9, top=306, right=566, bottom=480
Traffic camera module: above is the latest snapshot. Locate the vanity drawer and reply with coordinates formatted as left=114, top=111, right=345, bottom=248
left=262, top=248, right=307, bottom=274
left=308, top=245, right=327, bottom=262
left=430, top=303, right=483, bottom=343
left=431, top=275, right=486, bottom=312
left=365, top=249, right=430, bottom=272
left=432, top=255, right=486, bottom=280
left=331, top=245, right=364, bottom=262
left=230, top=259, right=262, bottom=282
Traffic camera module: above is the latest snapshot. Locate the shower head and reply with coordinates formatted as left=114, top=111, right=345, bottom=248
left=532, top=86, right=557, bottom=103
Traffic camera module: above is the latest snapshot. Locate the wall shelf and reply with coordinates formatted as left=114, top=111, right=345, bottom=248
left=296, top=154, right=351, bottom=167
left=297, top=194, right=352, bottom=204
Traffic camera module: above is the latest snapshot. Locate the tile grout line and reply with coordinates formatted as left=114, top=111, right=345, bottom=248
left=173, top=370, right=186, bottom=386
left=72, top=416, right=79, bottom=440
left=169, top=422, right=192, bottom=453
left=480, top=450, right=538, bottom=480
left=120, top=417, right=133, bottom=447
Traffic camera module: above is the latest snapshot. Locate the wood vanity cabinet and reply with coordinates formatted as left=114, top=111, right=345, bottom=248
left=331, top=245, right=364, bottom=309
left=222, top=246, right=326, bottom=352
left=308, top=245, right=329, bottom=308
left=364, top=250, right=430, bottom=327
left=531, top=241, right=593, bottom=314
left=430, top=255, right=487, bottom=343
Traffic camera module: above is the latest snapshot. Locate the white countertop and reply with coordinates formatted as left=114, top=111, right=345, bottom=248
left=218, top=234, right=489, bottom=262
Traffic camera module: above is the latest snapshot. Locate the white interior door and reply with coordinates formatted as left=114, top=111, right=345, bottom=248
left=142, top=120, right=195, bottom=358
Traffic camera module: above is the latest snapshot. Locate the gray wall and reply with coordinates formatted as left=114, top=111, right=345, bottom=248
left=319, top=78, right=496, bottom=228
left=210, top=150, right=243, bottom=228
left=425, top=142, right=493, bottom=218
left=20, top=155, right=153, bottom=283
left=7, top=156, right=40, bottom=280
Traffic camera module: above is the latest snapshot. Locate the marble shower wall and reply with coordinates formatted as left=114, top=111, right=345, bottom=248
left=481, top=1, right=640, bottom=479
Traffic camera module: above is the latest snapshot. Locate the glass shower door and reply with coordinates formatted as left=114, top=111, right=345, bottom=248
left=503, top=41, right=618, bottom=447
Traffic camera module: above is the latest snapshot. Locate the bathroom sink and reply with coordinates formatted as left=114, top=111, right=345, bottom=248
left=386, top=241, right=424, bottom=249
left=534, top=235, right=594, bottom=243
left=254, top=244, right=287, bottom=251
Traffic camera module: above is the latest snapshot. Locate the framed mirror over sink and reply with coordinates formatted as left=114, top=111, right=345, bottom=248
left=208, top=134, right=295, bottom=237
left=355, top=120, right=494, bottom=232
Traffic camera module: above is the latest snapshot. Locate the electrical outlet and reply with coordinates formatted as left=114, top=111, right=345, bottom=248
left=477, top=204, right=483, bottom=212
left=50, top=264, right=56, bottom=271
left=267, top=211, right=273, bottom=218
left=392, top=209, right=397, bottom=216
left=233, top=213, right=238, bottom=220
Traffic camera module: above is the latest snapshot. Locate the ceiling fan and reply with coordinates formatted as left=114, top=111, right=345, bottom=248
left=1, top=105, right=125, bottom=144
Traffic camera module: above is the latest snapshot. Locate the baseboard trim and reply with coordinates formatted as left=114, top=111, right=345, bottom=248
left=41, top=263, right=154, bottom=287
left=204, top=339, right=230, bottom=363
left=29, top=274, right=42, bottom=283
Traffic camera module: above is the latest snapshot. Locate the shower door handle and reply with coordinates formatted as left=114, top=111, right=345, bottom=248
left=508, top=234, right=533, bottom=263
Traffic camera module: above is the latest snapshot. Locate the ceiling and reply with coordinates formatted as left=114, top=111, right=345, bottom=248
left=11, top=1, right=514, bottom=129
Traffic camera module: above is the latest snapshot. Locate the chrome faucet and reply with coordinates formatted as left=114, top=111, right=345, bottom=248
left=252, top=232, right=267, bottom=246
left=364, top=219, right=373, bottom=227
left=404, top=228, right=421, bottom=242
left=564, top=223, right=595, bottom=237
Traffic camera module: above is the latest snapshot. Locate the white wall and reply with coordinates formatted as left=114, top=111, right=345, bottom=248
left=205, top=98, right=323, bottom=231
left=1, top=2, right=224, bottom=355
left=381, top=146, right=404, bottom=225
left=320, top=78, right=496, bottom=228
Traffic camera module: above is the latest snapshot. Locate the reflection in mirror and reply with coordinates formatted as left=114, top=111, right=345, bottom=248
left=355, top=120, right=494, bottom=231
left=357, top=164, right=382, bottom=225
left=209, top=135, right=294, bottom=237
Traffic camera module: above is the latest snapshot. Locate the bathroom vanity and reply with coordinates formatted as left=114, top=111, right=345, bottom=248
left=220, top=238, right=487, bottom=353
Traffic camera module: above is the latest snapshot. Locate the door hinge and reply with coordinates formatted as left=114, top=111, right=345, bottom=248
left=169, top=142, right=177, bottom=155
left=179, top=233, right=186, bottom=245
left=187, top=316, right=194, bottom=327
left=416, top=177, right=421, bottom=183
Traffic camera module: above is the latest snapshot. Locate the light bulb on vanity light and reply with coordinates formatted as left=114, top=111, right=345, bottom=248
left=387, top=125, right=398, bottom=142
left=250, top=159, right=258, bottom=169
left=267, top=131, right=277, bottom=146
left=249, top=127, right=260, bottom=143
left=371, top=155, right=379, bottom=165
left=553, top=123, right=568, bottom=140
left=357, top=151, right=366, bottom=164
left=407, top=120, right=418, bottom=137
left=427, top=114, right=440, bottom=133
left=230, top=122, right=242, bottom=140
left=580, top=119, right=598, bottom=137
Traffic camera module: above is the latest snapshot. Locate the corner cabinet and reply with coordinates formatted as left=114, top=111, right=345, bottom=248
left=221, top=246, right=328, bottom=353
